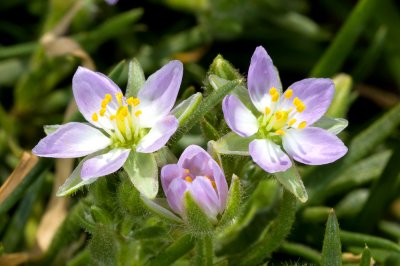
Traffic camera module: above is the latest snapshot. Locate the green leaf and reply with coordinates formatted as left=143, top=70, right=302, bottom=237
left=140, top=196, right=182, bottom=224
left=213, top=132, right=253, bottom=156
left=313, top=117, right=348, bottom=135
left=153, top=147, right=178, bottom=167
left=359, top=246, right=372, bottom=266
left=340, top=230, right=400, bottom=253
left=200, top=117, right=220, bottom=140
left=321, top=210, right=342, bottom=266
left=184, top=192, right=214, bottom=234
left=108, top=59, right=127, bottom=81
left=218, top=174, right=241, bottom=227
left=126, top=58, right=145, bottom=98
left=43, top=124, right=61, bottom=135
left=171, top=92, right=202, bottom=125
left=123, top=152, right=158, bottom=199
left=274, top=163, right=308, bottom=203
left=56, top=154, right=98, bottom=197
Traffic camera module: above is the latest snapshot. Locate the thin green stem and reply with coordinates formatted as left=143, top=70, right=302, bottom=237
left=195, top=235, right=213, bottom=266
left=147, top=234, right=195, bottom=266
left=233, top=189, right=297, bottom=266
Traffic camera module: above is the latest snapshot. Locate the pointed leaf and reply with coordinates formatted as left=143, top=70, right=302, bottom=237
left=124, top=152, right=158, bottom=199
left=170, top=92, right=202, bottom=125
left=108, top=59, right=127, bottom=81
left=359, top=246, right=371, bottom=266
left=214, top=132, right=253, bottom=156
left=321, top=210, right=342, bottom=266
left=126, top=58, right=145, bottom=97
left=274, top=163, right=308, bottom=203
left=141, top=195, right=182, bottom=224
left=313, top=117, right=348, bottom=135
left=218, top=174, right=241, bottom=227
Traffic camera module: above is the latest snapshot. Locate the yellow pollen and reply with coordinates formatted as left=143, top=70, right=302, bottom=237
left=121, top=106, right=129, bottom=117
left=99, top=108, right=106, bottom=116
left=293, top=97, right=301, bottom=106
left=105, top=94, right=112, bottom=101
left=205, top=176, right=217, bottom=188
left=296, top=104, right=306, bottom=113
left=269, top=87, right=278, bottom=95
left=285, top=89, right=293, bottom=99
left=116, top=92, right=123, bottom=105
left=288, top=118, right=297, bottom=127
left=184, top=169, right=190, bottom=174
left=127, top=97, right=140, bottom=106
left=185, top=176, right=193, bottom=183
left=135, top=110, right=142, bottom=117
left=110, top=115, right=116, bottom=120
left=275, top=111, right=283, bottom=120
left=272, top=92, right=279, bottom=102
left=298, top=121, right=307, bottom=129
left=92, top=113, right=98, bottom=122
left=101, top=100, right=108, bottom=108
left=275, top=129, right=285, bottom=135
left=264, top=107, right=271, bottom=115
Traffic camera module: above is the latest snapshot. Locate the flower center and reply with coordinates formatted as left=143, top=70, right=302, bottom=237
left=183, top=169, right=217, bottom=189
left=258, top=87, right=308, bottom=137
left=91, top=93, right=145, bottom=147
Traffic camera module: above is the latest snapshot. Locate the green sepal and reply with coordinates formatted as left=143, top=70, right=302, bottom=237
left=126, top=58, right=145, bottom=98
left=209, top=54, right=242, bottom=81
left=313, top=116, right=348, bottom=135
left=140, top=195, right=183, bottom=224
left=213, top=132, right=253, bottom=156
left=170, top=92, right=202, bottom=125
left=56, top=153, right=100, bottom=196
left=90, top=205, right=113, bottom=225
left=359, top=246, right=371, bottom=266
left=218, top=174, right=241, bottom=228
left=184, top=192, right=214, bottom=235
left=88, top=224, right=118, bottom=266
left=44, top=124, right=61, bottom=135
left=321, top=210, right=342, bottom=266
left=153, top=147, right=178, bottom=167
left=201, top=117, right=220, bottom=141
left=123, top=151, right=158, bottom=199
left=327, top=73, right=352, bottom=118
left=108, top=59, right=127, bottom=81
left=274, top=162, right=308, bottom=203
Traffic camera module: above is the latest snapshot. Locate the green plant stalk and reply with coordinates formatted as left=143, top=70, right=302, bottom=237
left=195, top=235, right=213, bottom=266
left=168, top=80, right=240, bottom=147
left=359, top=247, right=372, bottom=266
left=310, top=0, right=379, bottom=77
left=340, top=230, right=400, bottom=252
left=0, top=158, right=51, bottom=217
left=39, top=201, right=86, bottom=265
left=147, top=234, right=195, bottom=266
left=233, top=189, right=297, bottom=266
left=280, top=242, right=321, bottom=264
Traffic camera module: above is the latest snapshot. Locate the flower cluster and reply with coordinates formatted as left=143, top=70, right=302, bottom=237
left=32, top=46, right=348, bottom=222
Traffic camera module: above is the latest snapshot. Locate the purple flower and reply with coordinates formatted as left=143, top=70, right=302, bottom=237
left=222, top=46, right=348, bottom=173
left=161, top=145, right=228, bottom=223
left=33, top=61, right=183, bottom=180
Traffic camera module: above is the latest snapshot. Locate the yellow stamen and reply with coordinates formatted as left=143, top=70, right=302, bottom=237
left=127, top=97, right=140, bottom=106
left=120, top=106, right=128, bottom=117
left=110, top=115, right=116, bottom=120
left=185, top=176, right=193, bottom=183
left=275, top=111, right=283, bottom=120
left=134, top=110, right=142, bottom=117
left=272, top=92, right=279, bottom=102
left=288, top=118, right=297, bottom=127
left=269, top=87, right=278, bottom=95
left=99, top=108, right=106, bottom=116
left=205, top=176, right=217, bottom=188
left=293, top=97, right=301, bottom=106
left=298, top=121, right=307, bottom=129
left=275, top=129, right=285, bottom=135
left=184, top=169, right=190, bottom=174
left=284, top=89, right=293, bottom=99
left=296, top=104, right=306, bottom=113
left=105, top=94, right=112, bottom=101
left=116, top=92, right=123, bottom=105
left=92, top=113, right=98, bottom=122
left=264, top=107, right=271, bottom=115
